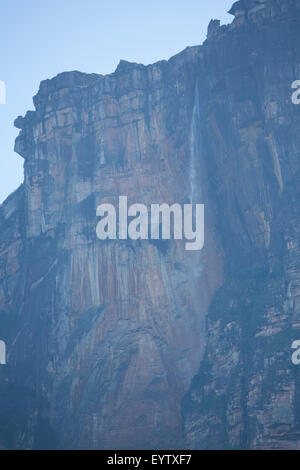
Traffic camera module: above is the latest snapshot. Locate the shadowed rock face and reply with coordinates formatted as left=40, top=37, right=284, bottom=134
left=182, top=0, right=300, bottom=450
left=0, top=0, right=300, bottom=450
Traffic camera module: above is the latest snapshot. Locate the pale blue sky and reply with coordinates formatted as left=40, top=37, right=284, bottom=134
left=0, top=0, right=233, bottom=203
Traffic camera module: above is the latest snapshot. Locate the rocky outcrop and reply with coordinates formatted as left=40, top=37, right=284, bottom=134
left=0, top=0, right=300, bottom=450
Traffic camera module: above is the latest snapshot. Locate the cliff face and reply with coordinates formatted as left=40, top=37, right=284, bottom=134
left=182, top=0, right=300, bottom=450
left=0, top=0, right=300, bottom=450
left=0, top=42, right=223, bottom=451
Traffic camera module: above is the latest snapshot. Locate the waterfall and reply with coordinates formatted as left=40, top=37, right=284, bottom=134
left=188, top=82, right=205, bottom=287
left=189, top=82, right=201, bottom=204
left=187, top=82, right=207, bottom=365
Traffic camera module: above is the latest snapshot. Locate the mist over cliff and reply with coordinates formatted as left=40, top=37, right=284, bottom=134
left=0, top=0, right=300, bottom=450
